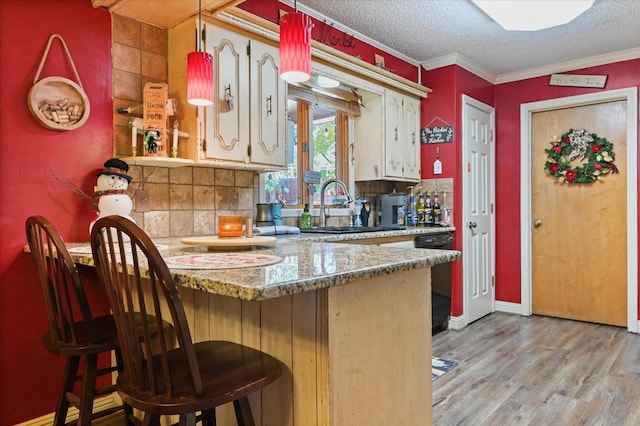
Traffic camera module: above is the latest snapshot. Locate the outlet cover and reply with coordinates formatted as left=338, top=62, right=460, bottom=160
left=136, top=190, right=150, bottom=212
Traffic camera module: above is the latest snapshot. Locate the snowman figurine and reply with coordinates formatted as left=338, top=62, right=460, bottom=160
left=89, top=158, right=135, bottom=234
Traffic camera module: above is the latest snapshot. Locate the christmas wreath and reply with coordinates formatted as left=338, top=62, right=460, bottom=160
left=544, top=128, right=618, bottom=184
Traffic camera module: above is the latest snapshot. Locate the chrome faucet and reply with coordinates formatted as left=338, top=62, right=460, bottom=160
left=319, top=178, right=353, bottom=227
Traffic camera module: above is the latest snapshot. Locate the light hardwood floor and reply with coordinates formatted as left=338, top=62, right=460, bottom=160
left=432, top=312, right=640, bottom=426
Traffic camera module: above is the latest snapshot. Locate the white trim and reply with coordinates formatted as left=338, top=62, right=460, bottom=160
left=495, top=300, right=522, bottom=315
left=520, top=87, right=638, bottom=333
left=16, top=395, right=120, bottom=426
left=421, top=53, right=496, bottom=84
left=497, top=47, right=640, bottom=84
left=421, top=48, right=640, bottom=85
left=447, top=315, right=466, bottom=330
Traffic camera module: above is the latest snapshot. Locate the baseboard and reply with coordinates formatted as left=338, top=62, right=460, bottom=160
left=447, top=315, right=466, bottom=330
left=16, top=395, right=120, bottom=426
left=495, top=301, right=522, bottom=315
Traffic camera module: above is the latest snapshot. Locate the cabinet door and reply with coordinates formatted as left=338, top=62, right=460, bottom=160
left=384, top=89, right=404, bottom=179
left=403, top=96, right=421, bottom=180
left=205, top=28, right=249, bottom=162
left=249, top=40, right=286, bottom=167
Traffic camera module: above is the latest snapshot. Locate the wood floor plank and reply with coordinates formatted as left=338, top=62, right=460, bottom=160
left=433, top=312, right=640, bottom=425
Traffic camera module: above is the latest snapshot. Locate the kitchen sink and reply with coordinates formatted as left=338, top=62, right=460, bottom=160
left=299, top=226, right=406, bottom=234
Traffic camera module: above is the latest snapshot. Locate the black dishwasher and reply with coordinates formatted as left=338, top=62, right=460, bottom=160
left=414, top=232, right=454, bottom=333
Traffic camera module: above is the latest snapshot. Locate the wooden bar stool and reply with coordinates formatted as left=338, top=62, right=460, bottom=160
left=91, top=215, right=284, bottom=426
left=25, top=215, right=133, bottom=425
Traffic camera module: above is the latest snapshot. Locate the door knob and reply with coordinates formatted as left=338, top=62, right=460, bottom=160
left=534, top=219, right=542, bottom=228
left=468, top=221, right=477, bottom=229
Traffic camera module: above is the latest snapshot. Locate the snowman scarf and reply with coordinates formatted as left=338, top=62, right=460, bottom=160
left=92, top=189, right=128, bottom=211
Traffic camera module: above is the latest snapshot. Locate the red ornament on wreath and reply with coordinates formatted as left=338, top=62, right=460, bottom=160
left=543, top=128, right=618, bottom=184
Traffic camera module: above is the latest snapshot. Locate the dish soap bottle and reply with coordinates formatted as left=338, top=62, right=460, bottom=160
left=300, top=204, right=312, bottom=229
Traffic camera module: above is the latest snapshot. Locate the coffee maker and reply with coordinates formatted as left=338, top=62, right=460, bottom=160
left=377, top=192, right=407, bottom=227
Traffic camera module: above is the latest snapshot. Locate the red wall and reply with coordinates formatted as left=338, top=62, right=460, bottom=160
left=494, top=59, right=640, bottom=304
left=421, top=65, right=494, bottom=317
left=0, top=0, right=112, bottom=422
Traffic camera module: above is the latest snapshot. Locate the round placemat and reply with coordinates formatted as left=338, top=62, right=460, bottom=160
left=163, top=253, right=283, bottom=270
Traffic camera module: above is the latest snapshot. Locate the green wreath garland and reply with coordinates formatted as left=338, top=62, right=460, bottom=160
left=544, top=128, right=618, bottom=184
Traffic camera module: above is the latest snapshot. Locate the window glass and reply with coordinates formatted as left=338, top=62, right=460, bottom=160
left=265, top=98, right=342, bottom=208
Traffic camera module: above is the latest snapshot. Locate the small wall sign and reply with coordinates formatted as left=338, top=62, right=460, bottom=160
left=421, top=125, right=454, bottom=144
left=549, top=74, right=607, bottom=88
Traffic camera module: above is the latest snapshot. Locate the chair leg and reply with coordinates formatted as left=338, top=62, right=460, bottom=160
left=202, top=408, right=216, bottom=426
left=233, top=397, right=255, bottom=426
left=141, top=413, right=161, bottom=426
left=53, top=355, right=80, bottom=426
left=78, top=354, right=99, bottom=426
left=178, top=413, right=197, bottom=426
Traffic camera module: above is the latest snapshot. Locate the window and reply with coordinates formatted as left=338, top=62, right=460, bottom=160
left=264, top=82, right=358, bottom=208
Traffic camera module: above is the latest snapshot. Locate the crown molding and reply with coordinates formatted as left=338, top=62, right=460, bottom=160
left=421, top=48, right=640, bottom=85
left=495, top=47, right=640, bottom=84
left=421, top=53, right=496, bottom=83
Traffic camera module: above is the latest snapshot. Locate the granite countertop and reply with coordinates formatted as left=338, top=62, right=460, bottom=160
left=66, top=227, right=460, bottom=301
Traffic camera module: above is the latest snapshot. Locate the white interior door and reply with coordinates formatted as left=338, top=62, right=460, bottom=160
left=462, top=95, right=495, bottom=324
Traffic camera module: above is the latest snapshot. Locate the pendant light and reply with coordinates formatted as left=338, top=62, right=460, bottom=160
left=187, top=0, right=214, bottom=106
left=279, top=0, right=312, bottom=83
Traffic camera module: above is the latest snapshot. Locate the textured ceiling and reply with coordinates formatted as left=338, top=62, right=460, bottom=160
left=297, top=0, right=640, bottom=80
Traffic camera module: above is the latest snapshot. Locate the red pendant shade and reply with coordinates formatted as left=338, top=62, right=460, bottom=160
left=279, top=11, right=312, bottom=83
left=187, top=51, right=214, bottom=106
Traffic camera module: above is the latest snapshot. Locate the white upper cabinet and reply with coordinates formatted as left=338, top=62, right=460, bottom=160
left=168, top=19, right=286, bottom=170
left=248, top=39, right=286, bottom=167
left=206, top=28, right=249, bottom=163
left=355, top=88, right=421, bottom=182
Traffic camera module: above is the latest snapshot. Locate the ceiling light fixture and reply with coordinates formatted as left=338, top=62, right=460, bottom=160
left=187, top=0, right=214, bottom=106
left=317, top=75, right=340, bottom=88
left=470, top=0, right=594, bottom=31
left=279, top=0, right=313, bottom=83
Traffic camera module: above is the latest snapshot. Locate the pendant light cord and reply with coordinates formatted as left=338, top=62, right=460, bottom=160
left=197, top=0, right=202, bottom=52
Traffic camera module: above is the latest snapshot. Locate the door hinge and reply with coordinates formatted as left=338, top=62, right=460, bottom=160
left=302, top=142, right=309, bottom=153
left=201, top=27, right=206, bottom=43
left=491, top=276, right=495, bottom=287
left=247, top=145, right=251, bottom=157
left=491, top=203, right=494, bottom=214
left=246, top=42, right=250, bottom=56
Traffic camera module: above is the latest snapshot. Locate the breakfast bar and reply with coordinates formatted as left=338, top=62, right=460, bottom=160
left=69, top=231, right=459, bottom=426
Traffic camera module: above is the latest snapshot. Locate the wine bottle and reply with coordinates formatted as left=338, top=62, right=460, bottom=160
left=417, top=194, right=426, bottom=227
left=425, top=193, right=433, bottom=225
left=433, top=193, right=441, bottom=225
left=117, top=104, right=143, bottom=116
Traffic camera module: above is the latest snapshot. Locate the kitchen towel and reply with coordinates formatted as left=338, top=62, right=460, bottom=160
left=254, top=225, right=300, bottom=236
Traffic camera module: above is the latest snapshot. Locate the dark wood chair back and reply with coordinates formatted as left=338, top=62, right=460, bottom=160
left=26, top=215, right=101, bottom=350
left=90, top=215, right=284, bottom=424
left=25, top=215, right=130, bottom=425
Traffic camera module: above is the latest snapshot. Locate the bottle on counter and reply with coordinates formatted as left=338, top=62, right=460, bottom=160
left=409, top=193, right=418, bottom=226
left=417, top=193, right=426, bottom=227
left=425, top=193, right=434, bottom=225
left=433, top=193, right=442, bottom=225
left=300, top=204, right=312, bottom=229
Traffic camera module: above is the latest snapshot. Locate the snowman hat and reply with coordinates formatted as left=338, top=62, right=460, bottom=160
left=97, top=158, right=132, bottom=183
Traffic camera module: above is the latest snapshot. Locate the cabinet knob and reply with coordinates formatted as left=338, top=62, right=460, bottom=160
left=468, top=221, right=477, bottom=229
left=533, top=219, right=542, bottom=228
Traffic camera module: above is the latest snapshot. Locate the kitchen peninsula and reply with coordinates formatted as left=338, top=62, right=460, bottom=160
left=69, top=228, right=459, bottom=425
